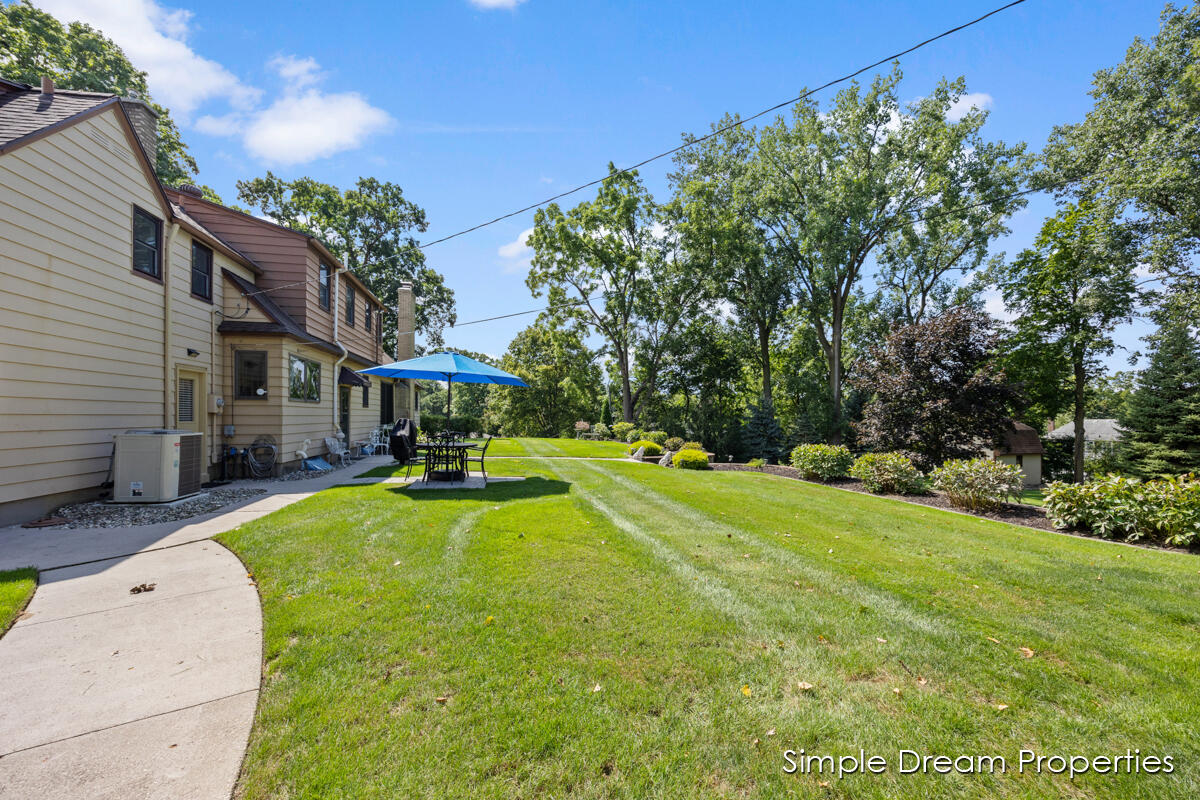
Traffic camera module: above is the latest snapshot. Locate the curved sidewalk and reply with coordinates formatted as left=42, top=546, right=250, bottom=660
left=0, top=457, right=390, bottom=800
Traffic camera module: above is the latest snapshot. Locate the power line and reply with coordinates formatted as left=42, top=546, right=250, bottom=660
left=411, top=0, right=1029, bottom=251
left=237, top=0, right=1029, bottom=305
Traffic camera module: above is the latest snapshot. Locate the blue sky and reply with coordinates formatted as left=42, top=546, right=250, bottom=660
left=36, top=0, right=1170, bottom=366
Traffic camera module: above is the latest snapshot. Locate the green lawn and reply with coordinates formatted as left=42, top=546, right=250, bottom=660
left=359, top=437, right=629, bottom=477
left=1018, top=488, right=1046, bottom=507
left=221, top=460, right=1199, bottom=799
left=0, top=568, right=37, bottom=636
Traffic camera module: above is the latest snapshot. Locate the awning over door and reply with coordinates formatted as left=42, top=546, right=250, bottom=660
left=338, top=366, right=369, bottom=387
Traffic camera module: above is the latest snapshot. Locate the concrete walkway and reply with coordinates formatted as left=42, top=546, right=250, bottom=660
left=0, top=456, right=392, bottom=800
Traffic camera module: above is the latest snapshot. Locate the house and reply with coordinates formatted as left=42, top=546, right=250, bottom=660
left=1045, top=418, right=1124, bottom=458
left=0, top=77, right=418, bottom=525
left=992, top=421, right=1043, bottom=487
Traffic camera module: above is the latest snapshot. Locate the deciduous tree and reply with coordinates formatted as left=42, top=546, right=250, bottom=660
left=854, top=307, right=1021, bottom=471
left=989, top=202, right=1138, bottom=482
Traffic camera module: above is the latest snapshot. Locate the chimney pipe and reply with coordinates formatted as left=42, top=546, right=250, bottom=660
left=40, top=76, right=54, bottom=95
left=396, top=282, right=415, bottom=362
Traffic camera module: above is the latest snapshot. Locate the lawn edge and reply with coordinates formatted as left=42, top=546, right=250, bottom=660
left=0, top=566, right=39, bottom=639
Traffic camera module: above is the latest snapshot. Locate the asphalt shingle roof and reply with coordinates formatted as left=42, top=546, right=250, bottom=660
left=0, top=88, right=115, bottom=151
left=1046, top=419, right=1125, bottom=442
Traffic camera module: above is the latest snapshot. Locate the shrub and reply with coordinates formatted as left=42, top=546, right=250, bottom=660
left=1044, top=474, right=1200, bottom=546
left=930, top=458, right=1023, bottom=512
left=790, top=444, right=854, bottom=482
left=642, top=430, right=668, bottom=446
left=746, top=457, right=766, bottom=469
left=593, top=422, right=612, bottom=439
left=629, top=440, right=663, bottom=457
left=673, top=449, right=710, bottom=470
left=611, top=422, right=636, bottom=442
left=664, top=436, right=685, bottom=452
left=682, top=441, right=705, bottom=452
left=850, top=452, right=925, bottom=494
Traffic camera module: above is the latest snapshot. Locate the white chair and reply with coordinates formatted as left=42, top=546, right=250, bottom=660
left=366, top=428, right=387, bottom=455
left=324, top=436, right=351, bottom=466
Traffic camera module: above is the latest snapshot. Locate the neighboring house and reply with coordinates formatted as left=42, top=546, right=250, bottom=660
left=1045, top=418, right=1125, bottom=458
left=992, top=421, right=1043, bottom=487
left=0, top=77, right=417, bottom=525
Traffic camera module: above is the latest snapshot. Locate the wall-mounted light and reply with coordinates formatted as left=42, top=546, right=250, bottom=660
left=186, top=348, right=200, bottom=357
left=256, top=387, right=267, bottom=397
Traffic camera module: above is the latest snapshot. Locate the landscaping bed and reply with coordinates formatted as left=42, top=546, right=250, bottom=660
left=713, top=462, right=1056, bottom=532
left=46, top=486, right=268, bottom=528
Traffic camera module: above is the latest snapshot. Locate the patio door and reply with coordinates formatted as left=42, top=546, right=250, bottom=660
left=339, top=385, right=351, bottom=440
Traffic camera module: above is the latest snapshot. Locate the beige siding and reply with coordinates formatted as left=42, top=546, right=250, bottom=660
left=0, top=108, right=169, bottom=509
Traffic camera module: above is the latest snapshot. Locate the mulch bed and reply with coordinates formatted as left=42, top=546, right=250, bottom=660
left=711, top=462, right=1056, bottom=531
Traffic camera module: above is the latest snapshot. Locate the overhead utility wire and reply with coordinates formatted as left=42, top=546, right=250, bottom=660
left=238, top=0, right=1028, bottom=303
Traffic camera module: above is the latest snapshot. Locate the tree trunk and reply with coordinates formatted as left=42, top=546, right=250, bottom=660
left=619, top=352, right=634, bottom=423
left=827, top=314, right=843, bottom=445
left=758, top=322, right=773, bottom=408
left=1073, top=353, right=1086, bottom=483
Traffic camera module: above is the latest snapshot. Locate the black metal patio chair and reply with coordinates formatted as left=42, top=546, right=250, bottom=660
left=465, top=435, right=493, bottom=483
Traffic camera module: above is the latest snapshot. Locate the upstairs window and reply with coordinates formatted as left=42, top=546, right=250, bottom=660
left=318, top=263, right=331, bottom=309
left=190, top=242, right=213, bottom=300
left=346, top=283, right=356, bottom=326
left=132, top=206, right=162, bottom=279
left=365, top=301, right=372, bottom=332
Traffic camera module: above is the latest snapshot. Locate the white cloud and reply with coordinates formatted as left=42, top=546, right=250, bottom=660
left=947, top=92, right=994, bottom=123
left=498, top=227, right=534, bottom=274
left=268, top=55, right=321, bottom=88
left=243, top=90, right=392, bottom=164
left=39, top=0, right=260, bottom=116
left=468, top=0, right=527, bottom=9
left=982, top=289, right=1016, bottom=323
left=39, top=0, right=391, bottom=166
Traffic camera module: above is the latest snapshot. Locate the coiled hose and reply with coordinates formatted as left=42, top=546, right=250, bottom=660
left=246, top=435, right=278, bottom=479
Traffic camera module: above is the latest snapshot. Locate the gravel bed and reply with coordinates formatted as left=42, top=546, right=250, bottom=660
left=49, top=486, right=268, bottom=529
left=711, top=462, right=1055, bottom=531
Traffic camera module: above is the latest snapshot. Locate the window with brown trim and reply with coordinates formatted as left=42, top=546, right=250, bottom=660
left=346, top=283, right=356, bottom=326
left=362, top=383, right=370, bottom=408
left=235, top=350, right=268, bottom=398
left=318, top=263, right=331, bottom=309
left=365, top=301, right=372, bottom=332
left=190, top=241, right=213, bottom=300
left=132, top=206, right=162, bottom=279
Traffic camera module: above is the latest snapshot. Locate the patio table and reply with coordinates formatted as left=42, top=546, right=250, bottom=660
left=424, top=441, right=472, bottom=482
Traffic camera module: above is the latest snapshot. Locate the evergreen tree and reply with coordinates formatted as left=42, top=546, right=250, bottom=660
left=1120, top=324, right=1200, bottom=477
left=741, top=401, right=785, bottom=463
left=601, top=386, right=615, bottom=427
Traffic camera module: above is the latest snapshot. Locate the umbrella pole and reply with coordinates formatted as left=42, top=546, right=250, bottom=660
left=446, top=376, right=452, bottom=427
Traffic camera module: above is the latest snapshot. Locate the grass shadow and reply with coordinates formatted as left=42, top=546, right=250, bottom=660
left=389, top=476, right=570, bottom=503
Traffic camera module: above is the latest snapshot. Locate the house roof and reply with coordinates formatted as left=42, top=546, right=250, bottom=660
left=0, top=87, right=117, bottom=153
left=163, top=188, right=385, bottom=307
left=170, top=201, right=263, bottom=276
left=1045, top=419, right=1125, bottom=442
left=995, top=421, right=1044, bottom=456
left=219, top=268, right=385, bottom=367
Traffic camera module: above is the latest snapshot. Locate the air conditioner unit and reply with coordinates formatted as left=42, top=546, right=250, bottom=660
left=112, top=430, right=203, bottom=503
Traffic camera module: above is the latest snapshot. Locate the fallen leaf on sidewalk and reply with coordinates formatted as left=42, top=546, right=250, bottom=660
left=129, top=583, right=156, bottom=594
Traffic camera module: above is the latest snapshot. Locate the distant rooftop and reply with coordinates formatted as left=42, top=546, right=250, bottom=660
left=1046, top=419, right=1125, bottom=442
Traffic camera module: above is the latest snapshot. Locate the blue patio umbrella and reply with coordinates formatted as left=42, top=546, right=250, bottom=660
left=358, top=351, right=528, bottom=421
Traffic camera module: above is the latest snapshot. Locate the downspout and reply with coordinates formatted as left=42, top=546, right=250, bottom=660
left=331, top=268, right=348, bottom=435
left=162, top=222, right=179, bottom=427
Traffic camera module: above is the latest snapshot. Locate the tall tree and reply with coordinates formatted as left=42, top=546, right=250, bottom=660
left=749, top=69, right=1029, bottom=441
left=527, top=165, right=706, bottom=422
left=1041, top=3, right=1200, bottom=301
left=990, top=202, right=1138, bottom=482
left=670, top=115, right=792, bottom=409
left=1120, top=323, right=1200, bottom=477
left=0, top=0, right=198, bottom=185
left=483, top=322, right=599, bottom=438
left=854, top=307, right=1022, bottom=471
left=237, top=173, right=455, bottom=351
